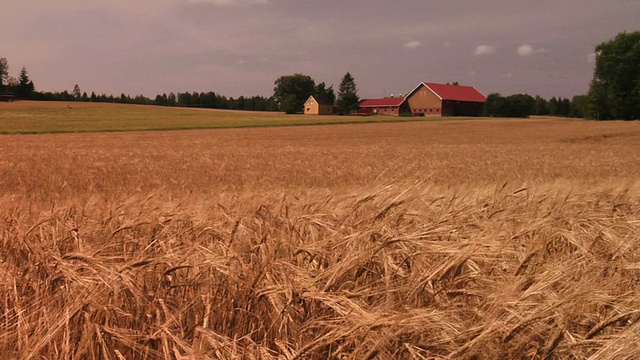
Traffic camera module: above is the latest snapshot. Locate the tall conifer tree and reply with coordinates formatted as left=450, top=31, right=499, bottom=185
left=337, top=72, right=360, bottom=115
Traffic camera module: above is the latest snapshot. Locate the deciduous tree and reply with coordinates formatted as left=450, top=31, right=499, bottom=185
left=588, top=31, right=640, bottom=120
left=569, top=95, right=588, bottom=118
left=482, top=93, right=535, bottom=118
left=0, top=57, right=9, bottom=92
left=273, top=73, right=316, bottom=114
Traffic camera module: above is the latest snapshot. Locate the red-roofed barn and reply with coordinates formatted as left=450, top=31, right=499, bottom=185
left=405, top=82, right=486, bottom=117
left=357, top=96, right=409, bottom=116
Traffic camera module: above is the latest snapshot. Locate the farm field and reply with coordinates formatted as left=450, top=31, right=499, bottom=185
left=0, top=101, right=422, bottom=134
left=1, top=110, right=640, bottom=358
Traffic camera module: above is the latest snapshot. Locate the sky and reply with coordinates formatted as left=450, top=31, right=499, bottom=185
left=2, top=0, right=638, bottom=100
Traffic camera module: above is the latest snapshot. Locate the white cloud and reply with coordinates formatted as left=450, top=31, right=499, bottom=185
left=587, top=52, right=597, bottom=63
left=517, top=44, right=534, bottom=57
left=502, top=72, right=512, bottom=78
left=442, top=41, right=451, bottom=48
left=403, top=40, right=422, bottom=49
left=475, top=45, right=495, bottom=56
left=469, top=70, right=477, bottom=76
left=517, top=44, right=547, bottom=57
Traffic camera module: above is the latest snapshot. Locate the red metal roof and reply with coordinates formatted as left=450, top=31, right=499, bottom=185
left=423, top=83, right=487, bottom=102
left=359, top=97, right=405, bottom=107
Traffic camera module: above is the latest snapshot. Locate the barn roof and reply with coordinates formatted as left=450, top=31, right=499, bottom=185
left=359, top=97, right=405, bottom=107
left=408, top=82, right=487, bottom=103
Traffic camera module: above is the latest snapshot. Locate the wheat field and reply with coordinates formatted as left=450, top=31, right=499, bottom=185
left=1, top=114, right=640, bottom=359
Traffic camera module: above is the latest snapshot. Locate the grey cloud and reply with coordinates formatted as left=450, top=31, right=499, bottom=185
left=2, top=0, right=639, bottom=99
left=517, top=44, right=548, bottom=57
left=475, top=45, right=495, bottom=56
left=404, top=41, right=422, bottom=49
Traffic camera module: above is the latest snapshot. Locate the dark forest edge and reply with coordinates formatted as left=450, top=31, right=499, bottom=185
left=1, top=82, right=280, bottom=112
left=483, top=93, right=587, bottom=118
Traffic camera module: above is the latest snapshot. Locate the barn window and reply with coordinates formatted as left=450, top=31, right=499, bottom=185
left=310, top=101, right=315, bottom=105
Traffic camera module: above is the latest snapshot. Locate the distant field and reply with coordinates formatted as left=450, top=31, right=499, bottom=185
left=0, top=101, right=433, bottom=134
left=1, top=114, right=640, bottom=358
left=2, top=116, right=640, bottom=196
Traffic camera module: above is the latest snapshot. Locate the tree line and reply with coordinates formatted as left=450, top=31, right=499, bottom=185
left=32, top=88, right=278, bottom=111
left=0, top=58, right=35, bottom=98
left=0, top=58, right=277, bottom=111
left=152, top=92, right=278, bottom=111
left=483, top=93, right=588, bottom=118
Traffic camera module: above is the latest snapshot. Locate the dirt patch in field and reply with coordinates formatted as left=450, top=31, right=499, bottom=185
left=562, top=130, right=640, bottom=144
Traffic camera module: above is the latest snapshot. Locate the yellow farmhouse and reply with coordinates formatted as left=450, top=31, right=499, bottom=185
left=304, top=95, right=334, bottom=115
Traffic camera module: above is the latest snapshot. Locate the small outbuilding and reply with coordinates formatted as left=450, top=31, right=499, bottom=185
left=304, top=95, right=334, bottom=115
left=357, top=97, right=409, bottom=116
left=405, top=82, right=486, bottom=117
